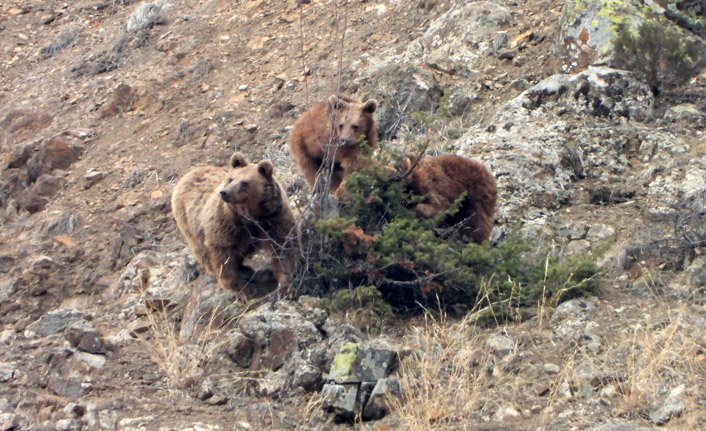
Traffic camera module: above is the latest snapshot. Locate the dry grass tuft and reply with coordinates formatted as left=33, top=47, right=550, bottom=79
left=391, top=312, right=491, bottom=430
left=137, top=297, right=237, bottom=390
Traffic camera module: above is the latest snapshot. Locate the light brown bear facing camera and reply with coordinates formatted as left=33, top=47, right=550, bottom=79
left=171, top=152, right=297, bottom=298
left=289, top=95, right=378, bottom=193
left=405, top=154, right=497, bottom=244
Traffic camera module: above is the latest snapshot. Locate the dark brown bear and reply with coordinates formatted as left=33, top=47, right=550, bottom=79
left=289, top=95, right=378, bottom=193
left=405, top=154, right=497, bottom=244
left=171, top=153, right=298, bottom=297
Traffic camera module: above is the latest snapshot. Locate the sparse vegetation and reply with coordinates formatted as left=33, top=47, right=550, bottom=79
left=613, top=21, right=703, bottom=94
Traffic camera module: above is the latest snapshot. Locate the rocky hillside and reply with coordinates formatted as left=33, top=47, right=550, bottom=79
left=1, top=0, right=705, bottom=430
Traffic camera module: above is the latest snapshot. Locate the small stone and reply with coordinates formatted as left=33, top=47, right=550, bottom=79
left=495, top=404, right=521, bottom=421
left=0, top=413, right=19, bottom=431
left=75, top=351, right=106, bottom=369
left=63, top=403, right=86, bottom=418
left=649, top=384, right=686, bottom=425
left=291, top=363, right=322, bottom=392
left=363, top=377, right=401, bottom=420
left=321, top=383, right=358, bottom=418
left=544, top=363, right=561, bottom=375
left=55, top=418, right=81, bottom=431
left=586, top=224, right=616, bottom=242
left=566, top=239, right=591, bottom=256
left=0, top=363, right=17, bottom=383
left=486, top=333, right=514, bottom=358
left=238, top=84, right=248, bottom=91
left=126, top=2, right=169, bottom=32
left=128, top=319, right=152, bottom=337
left=197, top=378, right=215, bottom=401
left=204, top=394, right=228, bottom=406
left=535, top=384, right=550, bottom=396
left=26, top=309, right=84, bottom=336
left=65, top=321, right=105, bottom=354
left=84, top=170, right=106, bottom=182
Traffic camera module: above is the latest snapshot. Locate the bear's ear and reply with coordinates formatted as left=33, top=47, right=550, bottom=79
left=230, top=152, right=248, bottom=168
left=362, top=99, right=377, bottom=114
left=328, top=95, right=349, bottom=111
left=257, top=160, right=274, bottom=178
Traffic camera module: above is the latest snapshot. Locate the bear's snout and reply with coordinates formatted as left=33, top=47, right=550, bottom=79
left=219, top=189, right=230, bottom=202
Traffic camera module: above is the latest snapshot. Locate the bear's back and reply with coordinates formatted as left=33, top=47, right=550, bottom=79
left=289, top=101, right=331, bottom=150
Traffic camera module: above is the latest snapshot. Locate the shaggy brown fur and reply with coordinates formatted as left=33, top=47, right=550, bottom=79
left=289, top=95, right=378, bottom=193
left=171, top=153, right=297, bottom=297
left=405, top=154, right=497, bottom=244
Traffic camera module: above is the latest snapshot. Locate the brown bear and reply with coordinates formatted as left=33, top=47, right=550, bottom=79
left=171, top=152, right=298, bottom=297
left=404, top=154, right=497, bottom=244
left=289, top=95, right=378, bottom=193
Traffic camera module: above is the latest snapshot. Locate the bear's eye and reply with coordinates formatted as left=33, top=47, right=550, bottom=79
left=351, top=124, right=359, bottom=131
left=225, top=178, right=233, bottom=184
left=338, top=123, right=344, bottom=130
left=240, top=181, right=249, bottom=188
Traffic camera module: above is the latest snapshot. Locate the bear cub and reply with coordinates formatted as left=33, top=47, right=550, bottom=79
left=171, top=152, right=297, bottom=297
left=405, top=154, right=497, bottom=244
left=289, top=95, right=378, bottom=193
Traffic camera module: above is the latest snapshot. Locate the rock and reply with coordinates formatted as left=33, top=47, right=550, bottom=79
left=587, top=422, right=658, bottom=431
left=27, top=135, right=84, bottom=182
left=0, top=363, right=17, bottom=383
left=290, top=363, right=322, bottom=392
left=126, top=2, right=171, bottom=32
left=63, top=403, right=86, bottom=418
left=127, top=319, right=152, bottom=337
left=26, top=309, right=84, bottom=336
left=664, top=103, right=702, bottom=123
left=31, top=174, right=65, bottom=197
left=522, top=67, right=653, bottom=121
left=48, top=371, right=87, bottom=398
left=65, top=321, right=106, bottom=354
left=321, top=383, right=359, bottom=418
left=586, top=224, right=616, bottom=243
left=544, top=363, right=561, bottom=375
left=558, top=222, right=587, bottom=240
left=84, top=169, right=106, bottom=188
left=362, top=377, right=401, bottom=420
left=495, top=404, right=521, bottom=421
left=367, top=65, right=443, bottom=140
left=19, top=174, right=67, bottom=213
left=197, top=378, right=214, bottom=401
left=649, top=384, right=686, bottom=425
left=557, top=0, right=659, bottom=70
left=552, top=297, right=597, bottom=322
left=223, top=332, right=255, bottom=368
left=327, top=342, right=396, bottom=384
left=257, top=369, right=287, bottom=398
left=413, top=1, right=512, bottom=76
left=486, top=333, right=515, bottom=358
left=239, top=301, right=323, bottom=372
left=103, top=329, right=133, bottom=351
left=46, top=211, right=81, bottom=235
left=566, top=239, right=592, bottom=257
left=297, top=295, right=328, bottom=328
left=0, top=110, right=53, bottom=139
left=0, top=413, right=18, bottom=431
left=55, top=418, right=81, bottom=431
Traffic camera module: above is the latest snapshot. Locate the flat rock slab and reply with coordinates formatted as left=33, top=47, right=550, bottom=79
left=328, top=342, right=396, bottom=384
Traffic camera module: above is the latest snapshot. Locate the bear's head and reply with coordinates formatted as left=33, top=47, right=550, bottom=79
left=327, top=95, right=377, bottom=148
left=218, top=152, right=275, bottom=211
